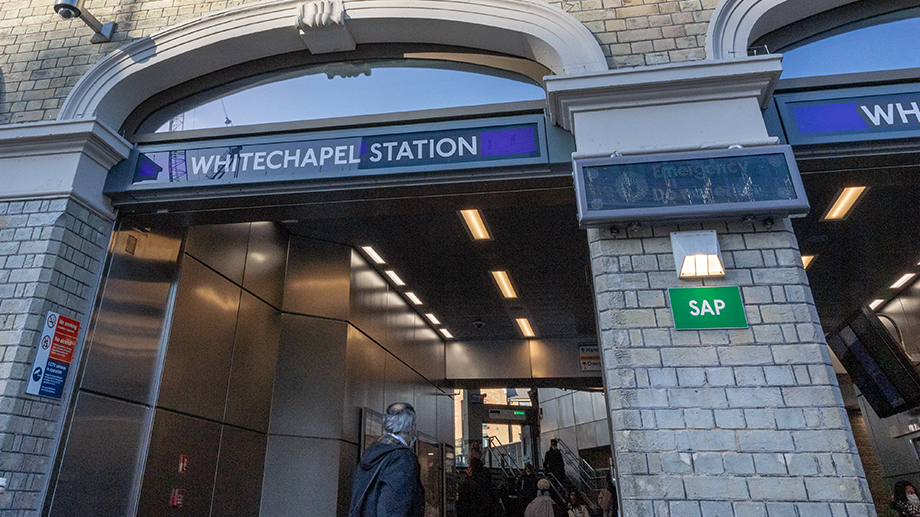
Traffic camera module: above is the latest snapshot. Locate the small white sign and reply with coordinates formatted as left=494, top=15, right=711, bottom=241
left=579, top=345, right=601, bottom=372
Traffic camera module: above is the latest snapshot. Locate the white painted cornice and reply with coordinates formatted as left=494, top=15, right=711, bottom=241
left=0, top=119, right=131, bottom=170
left=60, top=0, right=607, bottom=128
left=544, top=55, right=783, bottom=132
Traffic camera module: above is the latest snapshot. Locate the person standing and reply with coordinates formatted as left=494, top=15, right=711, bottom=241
left=597, top=475, right=617, bottom=517
left=457, top=457, right=499, bottom=517
left=891, top=480, right=920, bottom=517
left=523, top=479, right=555, bottom=517
left=349, top=403, right=425, bottom=517
left=542, top=439, right=565, bottom=484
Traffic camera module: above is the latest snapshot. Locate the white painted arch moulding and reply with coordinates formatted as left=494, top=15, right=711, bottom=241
left=59, top=0, right=608, bottom=129
left=707, top=0, right=861, bottom=59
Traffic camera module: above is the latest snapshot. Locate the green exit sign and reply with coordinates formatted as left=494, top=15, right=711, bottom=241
left=668, top=286, right=748, bottom=330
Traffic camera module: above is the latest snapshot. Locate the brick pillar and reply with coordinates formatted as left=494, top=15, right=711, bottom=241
left=0, top=198, right=113, bottom=516
left=591, top=219, right=876, bottom=516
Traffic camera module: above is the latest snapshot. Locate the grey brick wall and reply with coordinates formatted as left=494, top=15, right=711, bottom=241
left=0, top=197, right=112, bottom=516
left=0, top=0, right=717, bottom=124
left=589, top=218, right=877, bottom=517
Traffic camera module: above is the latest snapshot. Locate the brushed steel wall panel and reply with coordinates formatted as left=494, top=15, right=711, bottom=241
left=137, top=409, right=221, bottom=517
left=411, top=317, right=445, bottom=383
left=48, top=392, right=148, bottom=517
left=269, top=314, right=348, bottom=438
left=530, top=339, right=595, bottom=379
left=284, top=236, right=351, bottom=319
left=243, top=222, right=287, bottom=309
left=211, top=426, right=267, bottom=517
left=383, top=291, right=414, bottom=362
left=573, top=390, right=595, bottom=425
left=338, top=442, right=361, bottom=516
left=81, top=227, right=181, bottom=405
left=349, top=250, right=388, bottom=344
left=384, top=354, right=416, bottom=410
left=437, top=391, right=455, bottom=446
left=413, top=383, right=439, bottom=440
left=260, top=435, right=342, bottom=517
left=185, top=223, right=250, bottom=285
left=445, top=340, right=532, bottom=380
left=343, top=325, right=386, bottom=444
left=158, top=258, right=239, bottom=421
left=225, top=291, right=280, bottom=433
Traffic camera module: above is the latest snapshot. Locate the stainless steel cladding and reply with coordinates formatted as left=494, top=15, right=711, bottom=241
left=184, top=223, right=250, bottom=285
left=136, top=409, right=222, bottom=516
left=261, top=436, right=344, bottom=517
left=211, top=426, right=268, bottom=517
left=243, top=222, right=287, bottom=308
left=79, top=225, right=182, bottom=404
left=157, top=257, right=240, bottom=422
left=225, top=291, right=280, bottom=433
left=284, top=236, right=351, bottom=319
left=47, top=392, right=148, bottom=517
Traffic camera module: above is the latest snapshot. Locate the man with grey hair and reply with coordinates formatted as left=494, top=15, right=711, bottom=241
left=349, top=402, right=425, bottom=517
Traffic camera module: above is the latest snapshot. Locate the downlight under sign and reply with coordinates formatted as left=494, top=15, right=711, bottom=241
left=668, top=286, right=748, bottom=330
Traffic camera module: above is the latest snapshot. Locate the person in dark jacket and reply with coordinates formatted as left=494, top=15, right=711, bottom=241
left=349, top=402, right=425, bottom=517
left=457, top=457, right=499, bottom=517
left=542, top=439, right=565, bottom=484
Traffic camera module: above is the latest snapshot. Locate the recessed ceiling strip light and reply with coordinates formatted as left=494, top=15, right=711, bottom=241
left=361, top=246, right=386, bottom=264
left=822, top=186, right=867, bottom=221
left=425, top=313, right=441, bottom=325
left=405, top=292, right=423, bottom=305
left=385, top=270, right=406, bottom=286
left=439, top=328, right=453, bottom=339
left=890, top=273, right=917, bottom=289
left=516, top=318, right=535, bottom=337
left=868, top=299, right=885, bottom=310
left=491, top=271, right=517, bottom=299
left=459, top=209, right=492, bottom=240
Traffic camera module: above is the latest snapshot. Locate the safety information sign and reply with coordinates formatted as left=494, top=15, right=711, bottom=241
left=579, top=345, right=602, bottom=372
left=26, top=311, right=80, bottom=398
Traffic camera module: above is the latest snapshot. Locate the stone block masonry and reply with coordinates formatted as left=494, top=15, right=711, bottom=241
left=0, top=0, right=715, bottom=124
left=0, top=197, right=113, bottom=517
left=589, top=218, right=877, bottom=517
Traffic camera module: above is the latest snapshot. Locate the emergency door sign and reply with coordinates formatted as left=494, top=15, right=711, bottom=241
left=26, top=311, right=80, bottom=398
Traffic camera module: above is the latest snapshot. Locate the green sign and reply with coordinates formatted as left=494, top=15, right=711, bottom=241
left=668, top=286, right=748, bottom=330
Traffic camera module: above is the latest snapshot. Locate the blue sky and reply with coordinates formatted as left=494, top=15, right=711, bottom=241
left=781, top=16, right=920, bottom=78
left=160, top=15, right=920, bottom=131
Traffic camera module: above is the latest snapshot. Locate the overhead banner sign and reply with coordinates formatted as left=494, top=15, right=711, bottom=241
left=669, top=286, right=748, bottom=330
left=26, top=311, right=80, bottom=398
left=774, top=83, right=920, bottom=145
left=108, top=116, right=552, bottom=196
left=573, top=146, right=809, bottom=227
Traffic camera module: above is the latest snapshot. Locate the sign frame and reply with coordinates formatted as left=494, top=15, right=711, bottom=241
left=572, top=145, right=809, bottom=227
left=668, top=286, right=748, bottom=330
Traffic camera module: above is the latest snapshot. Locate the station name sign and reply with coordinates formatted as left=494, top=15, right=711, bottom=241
left=669, top=286, right=748, bottom=330
left=126, top=121, right=543, bottom=188
left=774, top=83, right=920, bottom=145
left=573, top=146, right=809, bottom=226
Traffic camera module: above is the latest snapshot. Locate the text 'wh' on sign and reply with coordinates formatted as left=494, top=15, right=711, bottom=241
left=668, top=286, right=748, bottom=330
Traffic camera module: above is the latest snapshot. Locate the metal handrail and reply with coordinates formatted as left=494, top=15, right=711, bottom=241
left=484, top=435, right=522, bottom=480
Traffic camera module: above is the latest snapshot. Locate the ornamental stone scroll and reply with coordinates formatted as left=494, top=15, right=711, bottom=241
left=295, top=0, right=356, bottom=54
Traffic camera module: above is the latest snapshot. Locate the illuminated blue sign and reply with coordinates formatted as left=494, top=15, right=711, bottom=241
left=774, top=84, right=920, bottom=145
left=126, top=122, right=542, bottom=187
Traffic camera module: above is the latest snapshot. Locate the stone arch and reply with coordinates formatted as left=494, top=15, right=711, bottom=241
left=706, top=0, right=862, bottom=59
left=59, top=0, right=608, bottom=129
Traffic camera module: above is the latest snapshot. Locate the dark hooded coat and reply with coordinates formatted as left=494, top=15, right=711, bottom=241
left=349, top=434, right=425, bottom=517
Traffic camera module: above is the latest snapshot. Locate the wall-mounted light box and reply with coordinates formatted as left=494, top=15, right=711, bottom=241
left=573, top=146, right=809, bottom=227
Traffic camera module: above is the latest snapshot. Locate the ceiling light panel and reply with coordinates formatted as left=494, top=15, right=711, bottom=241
left=516, top=318, right=535, bottom=337
left=821, top=186, right=867, bottom=221
left=385, top=270, right=406, bottom=286
left=869, top=299, right=885, bottom=310
left=425, top=313, right=441, bottom=325
left=890, top=273, right=917, bottom=289
left=440, top=328, right=453, bottom=339
left=491, top=271, right=518, bottom=299
left=459, top=209, right=492, bottom=240
left=405, top=292, right=423, bottom=305
left=361, top=246, right=386, bottom=264
left=802, top=255, right=815, bottom=269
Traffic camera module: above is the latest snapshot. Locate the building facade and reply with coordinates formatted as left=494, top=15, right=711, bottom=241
left=1, top=0, right=918, bottom=515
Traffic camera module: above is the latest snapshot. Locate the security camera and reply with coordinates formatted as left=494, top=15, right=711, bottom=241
left=52, top=0, right=113, bottom=43
left=472, top=319, right=485, bottom=329
left=54, top=0, right=84, bottom=19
